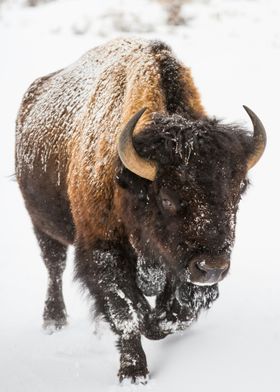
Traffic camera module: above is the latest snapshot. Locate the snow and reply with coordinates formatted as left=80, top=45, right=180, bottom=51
left=136, top=255, right=167, bottom=296
left=111, top=287, right=140, bottom=339
left=0, top=0, right=279, bottom=391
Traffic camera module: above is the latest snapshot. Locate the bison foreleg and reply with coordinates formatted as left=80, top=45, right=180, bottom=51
left=75, top=244, right=150, bottom=384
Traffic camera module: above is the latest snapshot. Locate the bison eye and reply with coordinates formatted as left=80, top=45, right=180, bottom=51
left=162, top=198, right=177, bottom=215
left=162, top=198, right=173, bottom=209
left=159, top=190, right=178, bottom=215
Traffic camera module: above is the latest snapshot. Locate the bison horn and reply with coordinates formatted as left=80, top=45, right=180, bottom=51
left=243, top=105, right=267, bottom=170
left=117, top=108, right=157, bottom=181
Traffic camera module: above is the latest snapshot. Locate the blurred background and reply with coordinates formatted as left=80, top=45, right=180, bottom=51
left=0, top=1, right=279, bottom=391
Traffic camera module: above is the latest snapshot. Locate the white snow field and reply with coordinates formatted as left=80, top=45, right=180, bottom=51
left=0, top=0, right=279, bottom=391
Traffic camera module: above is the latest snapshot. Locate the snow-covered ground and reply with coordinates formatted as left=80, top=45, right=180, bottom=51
left=1, top=0, right=279, bottom=391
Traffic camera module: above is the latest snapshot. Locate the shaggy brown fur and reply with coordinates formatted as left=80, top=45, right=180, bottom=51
left=16, top=38, right=204, bottom=248
left=15, top=38, right=257, bottom=384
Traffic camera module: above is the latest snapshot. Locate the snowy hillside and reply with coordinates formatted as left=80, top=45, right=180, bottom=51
left=0, top=0, right=279, bottom=391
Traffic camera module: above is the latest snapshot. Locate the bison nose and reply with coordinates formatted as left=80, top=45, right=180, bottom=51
left=188, top=255, right=230, bottom=286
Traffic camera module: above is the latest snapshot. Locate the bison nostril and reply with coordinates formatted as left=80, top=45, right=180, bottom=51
left=196, top=260, right=228, bottom=275
left=196, top=260, right=210, bottom=272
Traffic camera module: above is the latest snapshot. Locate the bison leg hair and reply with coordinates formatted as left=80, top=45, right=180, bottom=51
left=34, top=227, right=68, bottom=332
left=74, top=244, right=151, bottom=384
left=117, top=334, right=148, bottom=384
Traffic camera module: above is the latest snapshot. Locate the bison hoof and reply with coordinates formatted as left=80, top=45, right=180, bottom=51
left=118, top=367, right=149, bottom=385
left=43, top=318, right=68, bottom=334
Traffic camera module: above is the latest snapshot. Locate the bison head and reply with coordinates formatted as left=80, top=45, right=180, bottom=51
left=116, top=107, right=266, bottom=291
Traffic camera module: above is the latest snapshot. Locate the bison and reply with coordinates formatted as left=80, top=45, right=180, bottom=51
left=15, top=38, right=266, bottom=384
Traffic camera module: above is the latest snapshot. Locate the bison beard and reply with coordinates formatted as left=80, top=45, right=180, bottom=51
left=15, top=38, right=266, bottom=384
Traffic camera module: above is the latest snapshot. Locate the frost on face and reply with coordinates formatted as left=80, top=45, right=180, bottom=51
left=157, top=281, right=219, bottom=335
left=176, top=281, right=219, bottom=311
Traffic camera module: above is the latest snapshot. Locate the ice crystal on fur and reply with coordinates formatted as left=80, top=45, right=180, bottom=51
left=136, top=255, right=166, bottom=296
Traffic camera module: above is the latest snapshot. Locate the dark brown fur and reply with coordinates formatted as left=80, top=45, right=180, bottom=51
left=16, top=38, right=252, bottom=383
